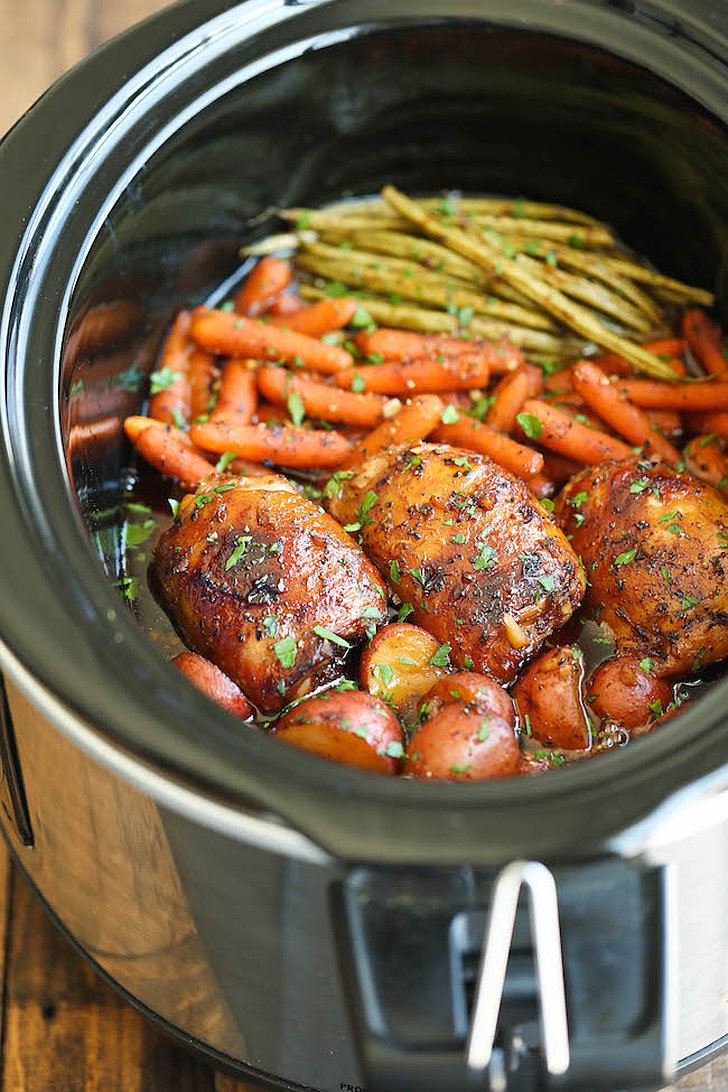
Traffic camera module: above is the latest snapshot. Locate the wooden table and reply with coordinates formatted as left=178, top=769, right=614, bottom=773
left=0, top=1, right=726, bottom=1089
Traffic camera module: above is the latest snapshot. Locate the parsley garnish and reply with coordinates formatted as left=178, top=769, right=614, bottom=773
left=288, top=389, right=305, bottom=427
left=313, top=626, right=350, bottom=648
left=516, top=413, right=542, bottom=441
left=225, top=535, right=251, bottom=570
left=428, top=643, right=451, bottom=668
left=149, top=366, right=182, bottom=394
left=274, top=636, right=297, bottom=668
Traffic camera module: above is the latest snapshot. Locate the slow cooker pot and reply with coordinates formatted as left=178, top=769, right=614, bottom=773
left=1, top=1, right=728, bottom=1089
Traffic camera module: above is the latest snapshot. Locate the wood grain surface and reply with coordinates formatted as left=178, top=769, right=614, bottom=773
left=0, top=0, right=725, bottom=1089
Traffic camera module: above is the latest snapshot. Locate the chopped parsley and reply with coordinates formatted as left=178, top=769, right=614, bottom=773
left=273, top=636, right=297, bottom=668
left=225, top=535, right=252, bottom=570
left=516, top=413, right=542, bottom=441
left=614, top=548, right=636, bottom=567
left=440, top=404, right=460, bottom=425
left=215, top=451, right=237, bottom=472
left=263, top=615, right=278, bottom=638
left=428, top=643, right=451, bottom=668
left=477, top=718, right=492, bottom=742
left=350, top=374, right=366, bottom=393
left=313, top=626, right=350, bottom=648
left=149, top=366, right=182, bottom=394
left=389, top=560, right=400, bottom=583
left=287, top=389, right=305, bottom=427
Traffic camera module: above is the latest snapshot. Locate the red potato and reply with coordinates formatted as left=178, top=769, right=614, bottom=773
left=422, top=673, right=515, bottom=726
left=403, top=705, right=520, bottom=781
left=274, top=690, right=404, bottom=773
left=586, top=656, right=674, bottom=731
left=359, top=623, right=449, bottom=717
left=173, top=652, right=253, bottom=719
left=511, top=646, right=592, bottom=750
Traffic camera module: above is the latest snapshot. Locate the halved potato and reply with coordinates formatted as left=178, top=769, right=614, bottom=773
left=511, top=646, right=592, bottom=750
left=173, top=652, right=253, bottom=719
left=360, top=622, right=449, bottom=718
left=274, top=689, right=404, bottom=773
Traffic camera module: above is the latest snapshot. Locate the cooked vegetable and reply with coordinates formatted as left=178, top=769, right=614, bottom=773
left=210, top=358, right=258, bottom=423
left=258, top=366, right=386, bottom=429
left=340, top=395, right=445, bottom=468
left=148, top=311, right=193, bottom=426
left=684, top=312, right=723, bottom=372
left=517, top=398, right=633, bottom=464
left=189, top=349, right=218, bottom=421
left=380, top=185, right=680, bottom=379
left=423, top=673, right=515, bottom=725
left=431, top=416, right=544, bottom=479
left=125, top=418, right=215, bottom=489
left=234, top=255, right=292, bottom=316
left=274, top=690, right=404, bottom=773
left=190, top=308, right=352, bottom=373
left=359, top=623, right=448, bottom=717
left=616, top=379, right=728, bottom=411
left=334, top=355, right=493, bottom=395
left=269, top=296, right=358, bottom=336
left=572, top=360, right=681, bottom=465
left=189, top=419, right=351, bottom=468
left=173, top=652, right=254, bottom=719
left=486, top=366, right=543, bottom=433
left=403, top=705, right=520, bottom=780
left=355, top=327, right=521, bottom=367
left=586, top=657, right=673, bottom=731
left=512, top=646, right=592, bottom=750
left=683, top=435, right=728, bottom=496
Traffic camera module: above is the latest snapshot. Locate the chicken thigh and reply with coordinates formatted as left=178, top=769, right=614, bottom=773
left=326, top=442, right=585, bottom=683
left=154, top=473, right=387, bottom=713
left=555, top=458, right=728, bottom=676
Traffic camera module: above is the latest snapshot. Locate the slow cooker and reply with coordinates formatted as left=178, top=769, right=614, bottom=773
left=1, top=1, right=728, bottom=1089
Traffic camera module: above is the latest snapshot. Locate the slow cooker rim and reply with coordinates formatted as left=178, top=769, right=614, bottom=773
left=2, top=0, right=728, bottom=866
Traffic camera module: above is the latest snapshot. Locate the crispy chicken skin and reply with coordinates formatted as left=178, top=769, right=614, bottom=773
left=555, top=458, right=728, bottom=676
left=326, top=442, right=585, bottom=683
left=154, top=473, right=387, bottom=713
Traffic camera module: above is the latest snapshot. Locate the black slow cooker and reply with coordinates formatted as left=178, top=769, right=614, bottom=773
left=1, top=1, right=727, bottom=1089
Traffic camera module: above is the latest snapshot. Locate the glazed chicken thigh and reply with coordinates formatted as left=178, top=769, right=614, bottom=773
left=154, top=473, right=387, bottom=713
left=556, top=458, right=728, bottom=676
left=326, top=442, right=586, bottom=682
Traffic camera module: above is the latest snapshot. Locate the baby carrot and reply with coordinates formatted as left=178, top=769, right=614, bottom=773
left=173, top=652, right=253, bottom=719
left=235, top=256, right=292, bottom=317
left=257, top=366, right=386, bottom=428
left=269, top=293, right=302, bottom=316
left=572, top=360, right=681, bottom=464
left=190, top=419, right=351, bottom=468
left=189, top=349, right=218, bottom=421
left=191, top=308, right=352, bottom=373
left=269, top=297, right=358, bottom=337
left=686, top=411, right=728, bottom=440
left=526, top=473, right=555, bottom=499
left=131, top=422, right=216, bottom=489
left=431, top=417, right=544, bottom=479
left=540, top=451, right=582, bottom=483
left=518, top=399, right=633, bottom=464
left=355, top=327, right=524, bottom=371
left=341, top=395, right=444, bottom=468
left=148, top=311, right=193, bottom=426
left=593, top=338, right=687, bottom=377
left=683, top=435, right=728, bottom=494
left=683, top=309, right=727, bottom=377
left=211, top=358, right=258, bottom=423
left=616, top=379, right=728, bottom=411
left=644, top=408, right=682, bottom=438
left=486, top=365, right=543, bottom=433
left=335, top=355, right=491, bottom=394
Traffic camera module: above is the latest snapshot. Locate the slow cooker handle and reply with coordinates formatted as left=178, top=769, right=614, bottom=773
left=334, top=858, right=671, bottom=1091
